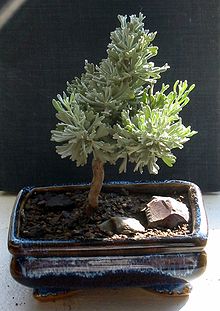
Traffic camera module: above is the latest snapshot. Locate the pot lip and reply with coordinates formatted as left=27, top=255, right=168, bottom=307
left=8, top=180, right=208, bottom=257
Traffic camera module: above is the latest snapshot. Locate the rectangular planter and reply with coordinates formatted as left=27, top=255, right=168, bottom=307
left=8, top=180, right=208, bottom=299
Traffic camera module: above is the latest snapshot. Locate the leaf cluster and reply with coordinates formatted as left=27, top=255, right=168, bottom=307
left=51, top=13, right=197, bottom=175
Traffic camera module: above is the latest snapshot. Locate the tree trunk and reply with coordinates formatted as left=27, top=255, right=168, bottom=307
left=87, top=158, right=104, bottom=214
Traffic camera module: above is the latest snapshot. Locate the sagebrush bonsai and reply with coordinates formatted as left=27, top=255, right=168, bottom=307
left=51, top=13, right=197, bottom=213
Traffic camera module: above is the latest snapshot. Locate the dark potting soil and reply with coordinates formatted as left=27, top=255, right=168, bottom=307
left=19, top=189, right=191, bottom=241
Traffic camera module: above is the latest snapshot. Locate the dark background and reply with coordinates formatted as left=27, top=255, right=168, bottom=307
left=0, top=0, right=219, bottom=192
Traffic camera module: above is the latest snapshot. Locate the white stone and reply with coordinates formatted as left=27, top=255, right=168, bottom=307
left=99, top=216, right=146, bottom=235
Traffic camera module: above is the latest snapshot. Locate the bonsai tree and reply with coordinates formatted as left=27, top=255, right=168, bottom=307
left=51, top=13, right=197, bottom=214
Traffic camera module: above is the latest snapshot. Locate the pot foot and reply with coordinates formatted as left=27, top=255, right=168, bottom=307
left=143, top=275, right=192, bottom=296
left=33, top=288, right=78, bottom=301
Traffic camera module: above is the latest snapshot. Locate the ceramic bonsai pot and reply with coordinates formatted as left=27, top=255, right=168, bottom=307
left=8, top=180, right=208, bottom=300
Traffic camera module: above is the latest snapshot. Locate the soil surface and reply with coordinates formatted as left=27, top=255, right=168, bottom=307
left=19, top=189, right=191, bottom=241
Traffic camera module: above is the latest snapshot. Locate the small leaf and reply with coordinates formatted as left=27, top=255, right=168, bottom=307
left=162, top=155, right=176, bottom=167
left=52, top=99, right=62, bottom=112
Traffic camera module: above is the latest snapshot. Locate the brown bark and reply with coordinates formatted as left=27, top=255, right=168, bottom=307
left=87, top=158, right=104, bottom=213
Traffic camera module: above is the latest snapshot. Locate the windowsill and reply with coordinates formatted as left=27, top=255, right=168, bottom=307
left=0, top=191, right=219, bottom=311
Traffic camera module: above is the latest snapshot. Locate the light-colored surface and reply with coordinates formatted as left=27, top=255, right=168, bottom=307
left=0, top=191, right=219, bottom=311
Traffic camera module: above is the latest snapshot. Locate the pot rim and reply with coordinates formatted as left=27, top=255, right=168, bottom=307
left=8, top=180, right=208, bottom=257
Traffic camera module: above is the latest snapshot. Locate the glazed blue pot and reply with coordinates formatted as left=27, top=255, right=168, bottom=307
left=8, top=181, right=208, bottom=300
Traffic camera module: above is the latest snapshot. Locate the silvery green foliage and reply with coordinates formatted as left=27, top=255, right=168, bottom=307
left=51, top=13, right=197, bottom=174
left=114, top=81, right=197, bottom=174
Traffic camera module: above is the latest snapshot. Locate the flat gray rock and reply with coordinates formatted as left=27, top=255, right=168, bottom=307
left=99, top=216, right=146, bottom=235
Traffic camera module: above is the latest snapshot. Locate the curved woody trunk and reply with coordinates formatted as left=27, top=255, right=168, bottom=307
left=88, top=158, right=104, bottom=213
